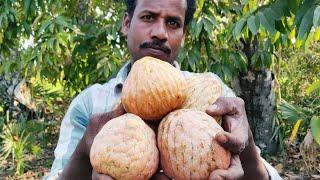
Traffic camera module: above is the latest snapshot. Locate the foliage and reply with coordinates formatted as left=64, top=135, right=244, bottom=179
left=178, top=0, right=320, bottom=83
left=276, top=43, right=320, bottom=145
left=0, top=120, right=30, bottom=175
left=0, top=116, right=59, bottom=175
left=0, top=0, right=128, bottom=95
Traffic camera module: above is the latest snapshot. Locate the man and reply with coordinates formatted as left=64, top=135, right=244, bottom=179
left=45, top=0, right=282, bottom=179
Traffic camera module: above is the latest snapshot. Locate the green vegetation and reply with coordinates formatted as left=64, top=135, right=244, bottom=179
left=0, top=0, right=319, bottom=178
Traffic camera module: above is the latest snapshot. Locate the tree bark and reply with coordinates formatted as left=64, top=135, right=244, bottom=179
left=236, top=70, right=278, bottom=154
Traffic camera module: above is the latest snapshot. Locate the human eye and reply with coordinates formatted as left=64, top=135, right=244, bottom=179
left=141, top=14, right=154, bottom=21
left=167, top=18, right=181, bottom=29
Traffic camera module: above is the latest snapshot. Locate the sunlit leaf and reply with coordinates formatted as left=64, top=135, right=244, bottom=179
left=247, top=15, right=259, bottom=35
left=306, top=80, right=320, bottom=95
left=233, top=18, right=246, bottom=39
left=314, top=6, right=320, bottom=27
left=310, top=116, right=320, bottom=145
left=258, top=11, right=276, bottom=34
left=290, top=119, right=302, bottom=143
left=298, top=6, right=316, bottom=40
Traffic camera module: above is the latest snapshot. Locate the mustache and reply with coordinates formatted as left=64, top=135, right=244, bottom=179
left=140, top=41, right=171, bottom=55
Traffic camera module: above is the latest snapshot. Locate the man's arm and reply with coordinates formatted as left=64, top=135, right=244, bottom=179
left=59, top=138, right=92, bottom=179
left=59, top=105, right=125, bottom=179
left=239, top=131, right=269, bottom=179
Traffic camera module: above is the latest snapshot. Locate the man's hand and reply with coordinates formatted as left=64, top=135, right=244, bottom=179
left=92, top=170, right=114, bottom=180
left=60, top=104, right=125, bottom=180
left=209, top=155, right=244, bottom=180
left=82, top=104, right=126, bottom=156
left=206, top=97, right=269, bottom=180
left=206, top=97, right=249, bottom=154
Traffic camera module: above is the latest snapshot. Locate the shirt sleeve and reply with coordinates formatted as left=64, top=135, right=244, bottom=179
left=261, top=157, right=283, bottom=180
left=43, top=87, right=94, bottom=180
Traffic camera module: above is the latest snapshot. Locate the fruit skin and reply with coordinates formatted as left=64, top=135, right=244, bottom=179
left=182, top=73, right=222, bottom=111
left=157, top=109, right=231, bottom=180
left=90, top=113, right=159, bottom=180
left=121, top=56, right=187, bottom=121
left=182, top=73, right=223, bottom=124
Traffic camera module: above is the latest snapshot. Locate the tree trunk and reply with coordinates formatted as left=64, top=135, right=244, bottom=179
left=235, top=70, right=278, bottom=154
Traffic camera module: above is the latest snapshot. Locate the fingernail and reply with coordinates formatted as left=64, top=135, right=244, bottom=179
left=215, top=133, right=228, bottom=144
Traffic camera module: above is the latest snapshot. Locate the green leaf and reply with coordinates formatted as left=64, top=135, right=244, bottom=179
left=264, top=52, right=272, bottom=68
left=247, top=15, right=259, bottom=35
left=267, top=5, right=282, bottom=20
left=22, top=20, right=32, bottom=35
left=194, top=0, right=205, bottom=18
left=310, top=116, right=320, bottom=145
left=275, top=20, right=286, bottom=33
left=241, top=0, right=249, bottom=5
left=278, top=100, right=307, bottom=122
left=314, top=27, right=320, bottom=41
left=56, top=16, right=72, bottom=29
left=203, top=18, right=213, bottom=34
left=233, top=18, right=246, bottom=39
left=294, top=0, right=314, bottom=27
left=298, top=6, right=316, bottom=40
left=38, top=0, right=45, bottom=11
left=23, top=0, right=31, bottom=18
left=306, top=80, right=320, bottom=95
left=194, top=18, right=203, bottom=39
left=258, top=11, right=275, bottom=34
left=289, top=0, right=299, bottom=13
left=314, top=6, right=320, bottom=27
left=39, top=19, right=51, bottom=34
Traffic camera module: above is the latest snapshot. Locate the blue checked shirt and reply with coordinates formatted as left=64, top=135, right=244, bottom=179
left=44, top=61, right=282, bottom=180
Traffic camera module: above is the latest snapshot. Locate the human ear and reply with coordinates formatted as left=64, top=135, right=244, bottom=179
left=121, top=13, right=131, bottom=37
left=181, top=33, right=186, bottom=46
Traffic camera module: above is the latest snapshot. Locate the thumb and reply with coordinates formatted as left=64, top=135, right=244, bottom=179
left=215, top=132, right=246, bottom=154
left=206, top=97, right=237, bottom=117
left=110, top=102, right=126, bottom=118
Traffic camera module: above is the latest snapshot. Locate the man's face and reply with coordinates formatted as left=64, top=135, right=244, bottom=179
left=122, top=0, right=186, bottom=64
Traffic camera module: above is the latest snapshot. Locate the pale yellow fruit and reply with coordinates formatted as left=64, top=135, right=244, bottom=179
left=183, top=73, right=222, bottom=111
left=90, top=113, right=159, bottom=180
left=121, top=56, right=187, bottom=121
left=158, top=109, right=231, bottom=180
left=182, top=73, right=222, bottom=123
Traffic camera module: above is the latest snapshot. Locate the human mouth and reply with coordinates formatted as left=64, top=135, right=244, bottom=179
left=143, top=48, right=170, bottom=60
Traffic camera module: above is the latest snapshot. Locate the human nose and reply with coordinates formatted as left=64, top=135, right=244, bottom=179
left=150, top=20, right=168, bottom=41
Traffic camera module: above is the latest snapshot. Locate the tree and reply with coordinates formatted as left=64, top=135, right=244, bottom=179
left=178, top=0, right=320, bottom=154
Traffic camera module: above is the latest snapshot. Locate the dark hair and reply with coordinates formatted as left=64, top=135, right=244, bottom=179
left=124, top=0, right=196, bottom=26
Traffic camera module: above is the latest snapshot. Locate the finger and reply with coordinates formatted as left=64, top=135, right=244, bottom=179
left=92, top=170, right=114, bottom=180
left=110, top=102, right=126, bottom=118
left=209, top=155, right=244, bottom=180
left=206, top=97, right=244, bottom=117
left=215, top=132, right=247, bottom=154
left=93, top=104, right=126, bottom=127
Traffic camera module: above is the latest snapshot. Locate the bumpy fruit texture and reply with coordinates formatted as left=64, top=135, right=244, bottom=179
left=90, top=113, right=159, bottom=180
left=121, top=56, right=187, bottom=121
left=158, top=109, right=231, bottom=180
left=182, top=73, right=222, bottom=123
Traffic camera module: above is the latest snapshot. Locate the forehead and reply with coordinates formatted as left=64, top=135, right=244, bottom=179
left=134, top=0, right=187, bottom=18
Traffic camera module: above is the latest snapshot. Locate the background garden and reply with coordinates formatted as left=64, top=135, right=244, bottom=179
left=0, top=0, right=319, bottom=179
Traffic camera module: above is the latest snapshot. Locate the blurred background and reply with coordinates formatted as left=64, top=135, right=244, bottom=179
left=0, top=0, right=319, bottom=179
